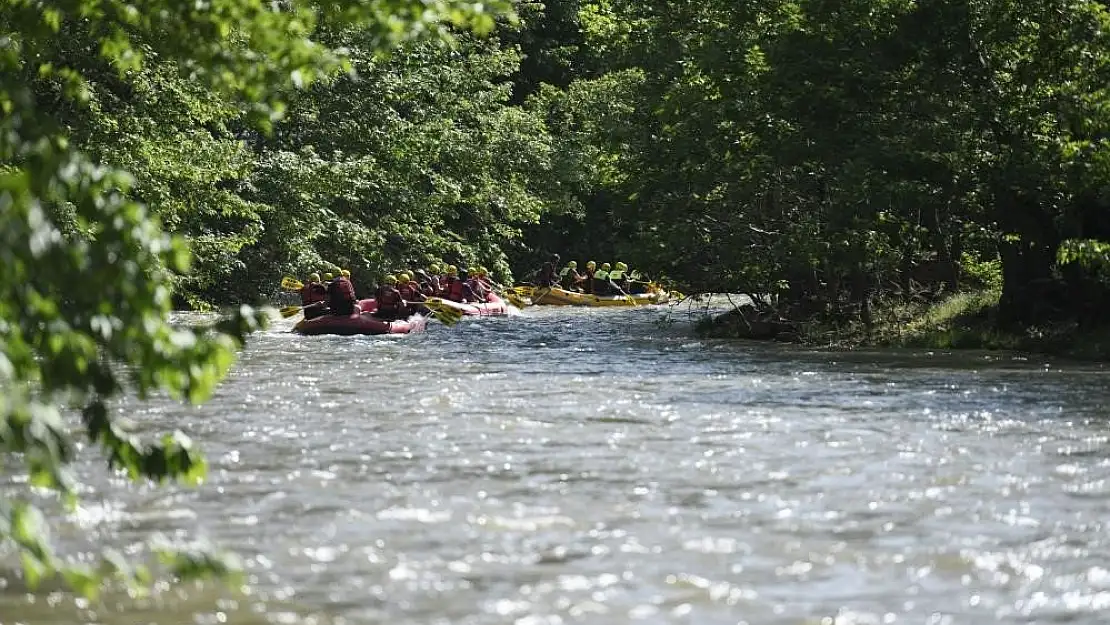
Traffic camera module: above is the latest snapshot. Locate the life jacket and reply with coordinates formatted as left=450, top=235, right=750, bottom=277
left=583, top=269, right=596, bottom=294
left=593, top=270, right=613, bottom=295
left=446, top=277, right=468, bottom=302
left=467, top=278, right=487, bottom=300
left=300, top=282, right=327, bottom=306
left=327, top=277, right=357, bottom=315
left=608, top=269, right=624, bottom=281
left=399, top=281, right=421, bottom=301
left=375, top=285, right=403, bottom=317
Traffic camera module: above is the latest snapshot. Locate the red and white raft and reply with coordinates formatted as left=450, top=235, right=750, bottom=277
left=292, top=311, right=428, bottom=336
left=356, top=293, right=510, bottom=317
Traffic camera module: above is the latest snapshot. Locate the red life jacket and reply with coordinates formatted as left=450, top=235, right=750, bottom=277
left=399, top=282, right=420, bottom=300
left=446, top=278, right=467, bottom=302
left=300, top=282, right=327, bottom=305
left=375, top=285, right=403, bottom=315
left=327, top=277, right=357, bottom=314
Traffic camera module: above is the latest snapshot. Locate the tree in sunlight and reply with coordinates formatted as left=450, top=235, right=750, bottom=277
left=0, top=0, right=511, bottom=596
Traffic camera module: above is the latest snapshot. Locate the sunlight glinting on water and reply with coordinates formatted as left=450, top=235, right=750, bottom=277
left=3, top=301, right=1110, bottom=624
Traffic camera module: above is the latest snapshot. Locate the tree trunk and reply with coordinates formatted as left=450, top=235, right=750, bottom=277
left=995, top=189, right=1060, bottom=326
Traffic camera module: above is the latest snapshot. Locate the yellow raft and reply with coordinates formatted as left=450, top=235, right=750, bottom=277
left=527, top=286, right=672, bottom=307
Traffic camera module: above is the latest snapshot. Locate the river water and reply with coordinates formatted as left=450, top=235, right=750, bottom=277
left=4, top=302, right=1110, bottom=624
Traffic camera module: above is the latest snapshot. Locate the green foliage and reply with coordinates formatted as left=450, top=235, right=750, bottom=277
left=960, top=252, right=1004, bottom=291
left=2, top=0, right=512, bottom=599
left=537, top=0, right=1110, bottom=328
left=1058, top=238, right=1110, bottom=274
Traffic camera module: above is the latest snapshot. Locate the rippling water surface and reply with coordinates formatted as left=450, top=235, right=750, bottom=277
left=4, top=303, right=1110, bottom=624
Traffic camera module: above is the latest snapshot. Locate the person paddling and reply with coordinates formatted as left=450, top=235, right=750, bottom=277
left=443, top=266, right=477, bottom=303
left=537, top=261, right=559, bottom=287
left=374, top=275, right=405, bottom=320
left=593, top=262, right=617, bottom=296
left=397, top=271, right=427, bottom=316
left=414, top=269, right=437, bottom=297
left=300, top=272, right=329, bottom=320
left=582, top=261, right=597, bottom=294
left=475, top=266, right=493, bottom=292
left=559, top=261, right=584, bottom=291
left=422, top=265, right=443, bottom=295
left=326, top=271, right=358, bottom=315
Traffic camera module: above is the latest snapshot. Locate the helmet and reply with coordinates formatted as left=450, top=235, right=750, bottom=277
left=340, top=269, right=351, bottom=278
left=384, top=275, right=398, bottom=285
left=398, top=272, right=412, bottom=283
left=446, top=265, right=458, bottom=275
left=567, top=261, right=577, bottom=269
left=429, top=262, right=442, bottom=274
left=309, top=272, right=321, bottom=283
left=324, top=272, right=334, bottom=281
left=615, top=262, right=628, bottom=271
left=601, top=262, right=611, bottom=271
left=477, top=266, right=488, bottom=276
left=586, top=260, right=596, bottom=269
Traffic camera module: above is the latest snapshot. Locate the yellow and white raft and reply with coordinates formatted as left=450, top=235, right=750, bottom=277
left=521, top=285, right=673, bottom=307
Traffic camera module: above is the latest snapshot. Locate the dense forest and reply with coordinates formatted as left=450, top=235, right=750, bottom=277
left=4, top=0, right=1110, bottom=597
left=12, top=0, right=1110, bottom=330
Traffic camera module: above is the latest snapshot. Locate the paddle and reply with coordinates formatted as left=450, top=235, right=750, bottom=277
left=612, top=281, right=638, bottom=306
left=281, top=276, right=304, bottom=291
left=421, top=298, right=464, bottom=327
left=280, top=305, right=305, bottom=318
left=510, top=285, right=535, bottom=298
left=490, top=282, right=527, bottom=308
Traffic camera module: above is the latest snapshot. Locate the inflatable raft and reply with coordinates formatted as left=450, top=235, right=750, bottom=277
left=530, top=286, right=671, bottom=307
left=293, top=311, right=428, bottom=336
left=357, top=293, right=510, bottom=317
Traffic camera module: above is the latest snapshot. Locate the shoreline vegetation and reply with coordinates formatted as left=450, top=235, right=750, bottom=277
left=698, top=288, right=1110, bottom=362
left=7, top=0, right=1110, bottom=603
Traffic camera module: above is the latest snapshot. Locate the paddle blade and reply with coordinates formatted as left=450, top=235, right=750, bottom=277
left=432, top=306, right=463, bottom=327
left=503, top=291, right=527, bottom=309
left=423, top=298, right=463, bottom=327
left=280, top=305, right=303, bottom=318
left=281, top=276, right=304, bottom=291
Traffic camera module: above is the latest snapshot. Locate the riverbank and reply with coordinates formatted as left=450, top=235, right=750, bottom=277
left=699, top=289, right=1110, bottom=361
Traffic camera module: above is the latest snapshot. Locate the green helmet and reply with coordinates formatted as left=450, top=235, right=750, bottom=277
left=324, top=272, right=334, bottom=281
left=384, top=275, right=398, bottom=285
left=309, top=272, right=321, bottom=283
left=567, top=261, right=577, bottom=269
left=601, top=262, right=611, bottom=271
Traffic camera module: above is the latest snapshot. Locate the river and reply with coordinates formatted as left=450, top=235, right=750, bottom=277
left=4, top=302, right=1110, bottom=624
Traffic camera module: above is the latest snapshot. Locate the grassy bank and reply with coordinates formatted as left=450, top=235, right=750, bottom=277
left=811, top=289, right=1110, bottom=361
